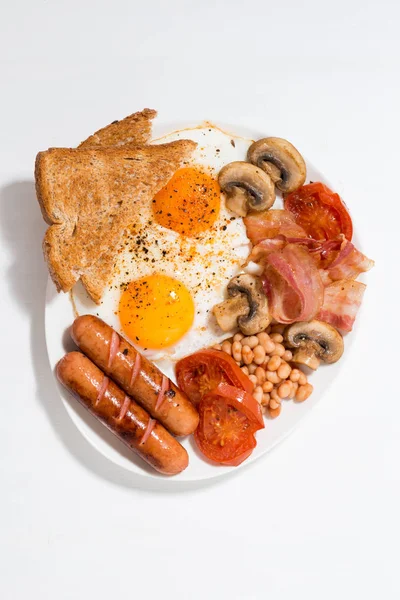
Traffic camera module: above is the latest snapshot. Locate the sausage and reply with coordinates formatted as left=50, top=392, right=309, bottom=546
left=57, top=352, right=189, bottom=475
left=71, top=315, right=199, bottom=436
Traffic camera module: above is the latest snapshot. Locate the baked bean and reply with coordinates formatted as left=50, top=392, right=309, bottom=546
left=232, top=341, right=242, bottom=362
left=257, top=332, right=275, bottom=354
left=282, top=350, right=293, bottom=362
left=241, top=335, right=258, bottom=349
left=242, top=345, right=254, bottom=365
left=255, top=367, right=266, bottom=385
left=256, top=332, right=270, bottom=345
left=262, top=381, right=273, bottom=393
left=221, top=340, right=232, bottom=355
left=288, top=382, right=298, bottom=399
left=270, top=333, right=284, bottom=343
left=262, top=392, right=270, bottom=406
left=290, top=368, right=301, bottom=382
left=267, top=355, right=281, bottom=371
left=269, top=398, right=281, bottom=410
left=253, top=386, right=264, bottom=404
left=253, top=345, right=266, bottom=365
left=266, top=370, right=281, bottom=384
left=233, top=332, right=244, bottom=342
left=270, top=388, right=281, bottom=402
left=264, top=339, right=276, bottom=354
left=213, top=343, right=222, bottom=351
left=241, top=366, right=249, bottom=376
left=248, top=374, right=258, bottom=388
left=278, top=381, right=292, bottom=399
left=268, top=405, right=281, bottom=418
left=248, top=363, right=257, bottom=374
left=271, top=343, right=285, bottom=357
left=277, top=362, right=291, bottom=380
left=296, top=383, right=313, bottom=402
left=298, top=372, right=308, bottom=386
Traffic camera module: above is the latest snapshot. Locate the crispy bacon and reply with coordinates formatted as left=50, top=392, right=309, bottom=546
left=262, top=244, right=324, bottom=323
left=246, top=236, right=287, bottom=265
left=244, top=209, right=372, bottom=331
left=244, top=210, right=308, bottom=246
left=325, top=238, right=374, bottom=282
left=316, top=280, right=366, bottom=332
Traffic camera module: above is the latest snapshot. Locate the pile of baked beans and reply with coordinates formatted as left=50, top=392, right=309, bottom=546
left=213, top=324, right=313, bottom=418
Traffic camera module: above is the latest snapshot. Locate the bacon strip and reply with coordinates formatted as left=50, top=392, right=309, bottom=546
left=316, top=280, right=366, bottom=332
left=140, top=418, right=156, bottom=445
left=244, top=209, right=308, bottom=246
left=262, top=244, right=324, bottom=323
left=96, top=376, right=109, bottom=405
left=130, top=353, right=141, bottom=387
left=325, top=239, right=374, bottom=282
left=246, top=236, right=287, bottom=265
left=108, top=331, right=120, bottom=368
left=247, top=234, right=343, bottom=266
left=155, top=375, right=169, bottom=412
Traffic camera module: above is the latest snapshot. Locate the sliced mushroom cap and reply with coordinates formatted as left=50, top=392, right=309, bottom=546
left=284, top=320, right=344, bottom=370
left=213, top=273, right=270, bottom=336
left=247, top=137, right=306, bottom=194
left=218, top=161, right=275, bottom=217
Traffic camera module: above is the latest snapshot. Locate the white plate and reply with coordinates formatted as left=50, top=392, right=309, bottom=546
left=45, top=120, right=356, bottom=483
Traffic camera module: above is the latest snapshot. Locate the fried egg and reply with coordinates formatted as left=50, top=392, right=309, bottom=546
left=73, top=124, right=253, bottom=379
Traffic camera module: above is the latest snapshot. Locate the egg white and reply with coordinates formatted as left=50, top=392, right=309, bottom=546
left=72, top=124, right=253, bottom=380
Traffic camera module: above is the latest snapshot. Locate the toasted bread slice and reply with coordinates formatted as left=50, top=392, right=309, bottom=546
left=80, top=252, right=120, bottom=303
left=36, top=141, right=196, bottom=293
left=78, top=108, right=157, bottom=302
left=78, top=108, right=157, bottom=148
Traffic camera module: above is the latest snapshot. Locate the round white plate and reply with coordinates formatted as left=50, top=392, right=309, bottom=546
left=45, top=119, right=355, bottom=483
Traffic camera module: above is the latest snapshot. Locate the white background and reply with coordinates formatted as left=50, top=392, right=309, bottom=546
left=1, top=1, right=399, bottom=598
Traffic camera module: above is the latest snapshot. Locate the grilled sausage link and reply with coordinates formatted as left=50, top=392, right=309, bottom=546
left=57, top=352, right=189, bottom=475
left=71, top=315, right=199, bottom=436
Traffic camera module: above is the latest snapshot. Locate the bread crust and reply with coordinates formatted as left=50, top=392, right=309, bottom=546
left=78, top=108, right=157, bottom=148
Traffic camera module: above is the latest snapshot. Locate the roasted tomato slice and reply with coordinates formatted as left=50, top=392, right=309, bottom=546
left=284, top=182, right=353, bottom=242
left=176, top=349, right=253, bottom=406
left=194, top=383, right=264, bottom=466
left=215, top=382, right=264, bottom=428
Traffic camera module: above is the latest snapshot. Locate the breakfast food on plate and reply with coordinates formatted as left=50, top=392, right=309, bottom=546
left=176, top=348, right=254, bottom=406
left=71, top=315, right=199, bottom=436
left=82, top=124, right=253, bottom=365
left=36, top=141, right=196, bottom=295
left=37, top=112, right=374, bottom=474
left=247, top=137, right=307, bottom=193
left=212, top=273, right=270, bottom=335
left=78, top=108, right=157, bottom=148
left=243, top=208, right=373, bottom=332
left=78, top=108, right=159, bottom=301
left=283, top=182, right=353, bottom=240
left=208, top=325, right=315, bottom=418
left=57, top=352, right=189, bottom=475
left=283, top=320, right=344, bottom=370
left=218, top=161, right=276, bottom=216
left=194, top=383, right=264, bottom=466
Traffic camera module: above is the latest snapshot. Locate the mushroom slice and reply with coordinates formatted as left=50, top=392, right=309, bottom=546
left=247, top=137, right=306, bottom=194
left=213, top=273, right=270, bottom=336
left=218, top=161, right=275, bottom=217
left=284, top=320, right=344, bottom=370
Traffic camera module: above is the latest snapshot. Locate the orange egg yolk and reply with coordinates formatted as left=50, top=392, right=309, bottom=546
left=152, top=167, right=220, bottom=236
left=119, top=274, right=195, bottom=349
